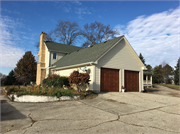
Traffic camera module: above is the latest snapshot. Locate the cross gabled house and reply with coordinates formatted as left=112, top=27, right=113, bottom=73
left=37, top=32, right=150, bottom=92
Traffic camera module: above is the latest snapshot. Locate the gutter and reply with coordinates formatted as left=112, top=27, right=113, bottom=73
left=52, top=62, right=96, bottom=71
left=46, top=65, right=56, bottom=69
left=48, top=50, right=69, bottom=54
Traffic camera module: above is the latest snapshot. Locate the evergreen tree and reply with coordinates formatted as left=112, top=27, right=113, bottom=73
left=4, top=70, right=16, bottom=85
left=152, top=65, right=163, bottom=84
left=146, top=64, right=152, bottom=72
left=14, top=51, right=37, bottom=84
left=139, top=53, right=146, bottom=66
left=162, top=63, right=174, bottom=84
left=174, top=58, right=180, bottom=85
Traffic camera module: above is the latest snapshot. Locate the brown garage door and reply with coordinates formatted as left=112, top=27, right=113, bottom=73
left=125, top=70, right=139, bottom=92
left=101, top=68, right=119, bottom=92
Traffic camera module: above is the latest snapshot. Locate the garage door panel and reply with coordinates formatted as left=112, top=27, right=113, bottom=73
left=125, top=70, right=139, bottom=92
left=101, top=68, right=119, bottom=92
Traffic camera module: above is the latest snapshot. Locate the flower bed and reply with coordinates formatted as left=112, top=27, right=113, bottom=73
left=4, top=86, right=97, bottom=102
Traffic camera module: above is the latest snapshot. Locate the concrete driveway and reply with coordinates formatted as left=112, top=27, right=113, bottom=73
left=1, top=89, right=180, bottom=134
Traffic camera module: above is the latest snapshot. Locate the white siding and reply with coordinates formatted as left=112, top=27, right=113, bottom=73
left=95, top=39, right=143, bottom=92
left=45, top=48, right=66, bottom=78
left=50, top=52, right=65, bottom=65
left=54, top=65, right=93, bottom=91
left=45, top=45, right=50, bottom=78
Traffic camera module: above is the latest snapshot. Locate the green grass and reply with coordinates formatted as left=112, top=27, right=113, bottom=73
left=155, top=84, right=180, bottom=90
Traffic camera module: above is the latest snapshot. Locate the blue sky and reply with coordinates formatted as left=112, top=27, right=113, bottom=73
left=0, top=1, right=179, bottom=75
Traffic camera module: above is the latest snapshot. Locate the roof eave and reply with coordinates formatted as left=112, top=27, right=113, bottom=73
left=52, top=62, right=97, bottom=71
left=48, top=50, right=69, bottom=54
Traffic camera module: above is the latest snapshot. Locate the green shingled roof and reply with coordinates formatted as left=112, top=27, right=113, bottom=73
left=143, top=70, right=152, bottom=75
left=45, top=41, right=82, bottom=53
left=52, top=36, right=124, bottom=69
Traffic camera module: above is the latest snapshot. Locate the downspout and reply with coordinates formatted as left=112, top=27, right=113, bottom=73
left=91, top=63, right=96, bottom=92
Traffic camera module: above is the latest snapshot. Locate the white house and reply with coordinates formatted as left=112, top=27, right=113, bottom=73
left=36, top=32, right=147, bottom=93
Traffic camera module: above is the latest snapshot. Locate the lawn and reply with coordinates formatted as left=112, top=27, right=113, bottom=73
left=156, top=84, right=180, bottom=90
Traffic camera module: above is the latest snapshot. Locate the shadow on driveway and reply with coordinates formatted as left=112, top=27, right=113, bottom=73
left=144, top=88, right=160, bottom=93
left=1, top=101, right=27, bottom=121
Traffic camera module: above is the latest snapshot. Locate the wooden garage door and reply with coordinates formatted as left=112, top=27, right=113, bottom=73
left=101, top=68, right=119, bottom=92
left=125, top=70, right=139, bottom=92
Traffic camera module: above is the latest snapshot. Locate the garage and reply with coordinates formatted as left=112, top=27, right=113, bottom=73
left=100, top=68, right=119, bottom=92
left=125, top=70, right=139, bottom=92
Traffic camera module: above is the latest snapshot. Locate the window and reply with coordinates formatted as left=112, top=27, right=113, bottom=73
left=53, top=53, right=57, bottom=59
left=143, top=75, right=146, bottom=80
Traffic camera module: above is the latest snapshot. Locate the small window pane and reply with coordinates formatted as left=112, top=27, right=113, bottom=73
left=53, top=53, right=56, bottom=59
left=143, top=75, right=146, bottom=80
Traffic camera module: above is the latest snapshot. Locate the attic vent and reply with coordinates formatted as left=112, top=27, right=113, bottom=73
left=88, top=42, right=95, bottom=47
left=88, top=44, right=94, bottom=47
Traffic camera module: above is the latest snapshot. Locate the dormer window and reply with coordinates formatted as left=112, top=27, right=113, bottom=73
left=53, top=53, right=57, bottom=59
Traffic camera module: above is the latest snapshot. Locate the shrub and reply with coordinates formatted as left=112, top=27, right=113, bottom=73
left=46, top=74, right=60, bottom=81
left=59, top=77, right=69, bottom=87
left=6, top=86, right=19, bottom=95
left=51, top=88, right=73, bottom=98
left=44, top=74, right=61, bottom=87
left=44, top=74, right=69, bottom=88
left=5, top=85, right=97, bottom=99
left=68, top=71, right=90, bottom=92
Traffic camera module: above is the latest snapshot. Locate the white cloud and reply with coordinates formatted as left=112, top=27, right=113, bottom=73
left=75, top=7, right=91, bottom=15
left=75, top=7, right=92, bottom=19
left=64, top=7, right=71, bottom=13
left=116, top=6, right=180, bottom=68
left=0, top=16, right=25, bottom=67
left=72, top=1, right=82, bottom=5
left=1, top=8, right=21, bottom=15
left=54, top=1, right=92, bottom=19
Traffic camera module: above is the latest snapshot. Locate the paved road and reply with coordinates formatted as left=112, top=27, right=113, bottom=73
left=145, top=85, right=180, bottom=98
left=1, top=87, right=180, bottom=134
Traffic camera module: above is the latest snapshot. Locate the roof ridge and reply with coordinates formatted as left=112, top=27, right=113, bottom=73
left=92, top=35, right=124, bottom=46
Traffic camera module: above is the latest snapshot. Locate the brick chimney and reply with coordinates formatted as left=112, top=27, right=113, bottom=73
left=36, top=32, right=47, bottom=85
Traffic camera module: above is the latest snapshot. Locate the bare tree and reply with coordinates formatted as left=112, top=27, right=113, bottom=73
left=46, top=30, right=56, bottom=42
left=54, top=20, right=81, bottom=45
left=0, top=72, right=7, bottom=86
left=81, top=21, right=120, bottom=47
left=35, top=31, right=56, bottom=52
